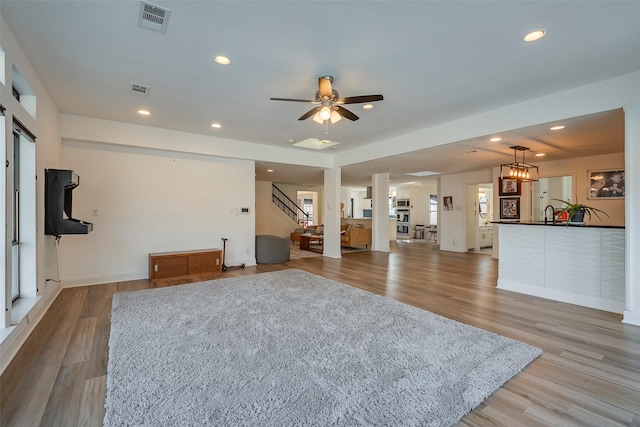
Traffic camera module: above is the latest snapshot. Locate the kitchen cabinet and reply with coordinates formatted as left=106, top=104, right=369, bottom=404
left=479, top=226, right=493, bottom=248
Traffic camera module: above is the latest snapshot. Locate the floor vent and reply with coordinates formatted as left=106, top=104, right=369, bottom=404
left=138, top=1, right=170, bottom=34
left=130, top=82, right=150, bottom=96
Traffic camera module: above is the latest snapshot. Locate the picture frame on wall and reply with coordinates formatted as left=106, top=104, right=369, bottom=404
left=499, top=178, right=521, bottom=196
left=499, top=197, right=520, bottom=219
left=443, top=196, right=453, bottom=211
left=588, top=169, right=625, bottom=199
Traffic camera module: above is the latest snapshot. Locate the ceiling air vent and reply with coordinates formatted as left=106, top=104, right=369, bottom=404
left=138, top=1, right=170, bottom=34
left=130, top=82, right=150, bottom=96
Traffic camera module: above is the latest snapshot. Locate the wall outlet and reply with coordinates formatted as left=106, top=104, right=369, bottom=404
left=216, top=258, right=219, bottom=265
left=245, top=248, right=250, bottom=254
left=92, top=208, right=99, bottom=216
left=452, top=238, right=457, bottom=246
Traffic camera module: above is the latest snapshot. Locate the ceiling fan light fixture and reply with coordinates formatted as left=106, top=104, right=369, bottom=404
left=312, top=112, right=324, bottom=124
left=319, top=106, right=331, bottom=121
left=330, top=110, right=342, bottom=124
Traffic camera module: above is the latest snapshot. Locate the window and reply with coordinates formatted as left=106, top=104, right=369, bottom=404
left=388, top=196, right=396, bottom=219
left=7, top=120, right=37, bottom=309
left=429, top=195, right=438, bottom=225
left=303, top=198, right=313, bottom=226
left=11, top=130, right=21, bottom=301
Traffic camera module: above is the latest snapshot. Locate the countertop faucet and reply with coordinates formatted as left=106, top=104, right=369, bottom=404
left=544, top=205, right=555, bottom=224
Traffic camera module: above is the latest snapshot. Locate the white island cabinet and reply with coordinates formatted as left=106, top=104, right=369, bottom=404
left=495, top=222, right=625, bottom=313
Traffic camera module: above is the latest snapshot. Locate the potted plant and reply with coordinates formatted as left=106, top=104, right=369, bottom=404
left=553, top=199, right=609, bottom=225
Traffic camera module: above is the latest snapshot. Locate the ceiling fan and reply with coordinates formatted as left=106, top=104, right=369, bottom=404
left=270, top=75, right=383, bottom=124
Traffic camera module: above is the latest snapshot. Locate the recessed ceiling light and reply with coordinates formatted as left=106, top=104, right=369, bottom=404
left=211, top=123, right=222, bottom=128
left=535, top=153, right=546, bottom=157
left=213, top=56, right=231, bottom=65
left=550, top=125, right=565, bottom=131
left=362, top=104, right=374, bottom=110
left=522, top=29, right=547, bottom=42
left=489, top=137, right=502, bottom=142
left=138, top=109, right=150, bottom=115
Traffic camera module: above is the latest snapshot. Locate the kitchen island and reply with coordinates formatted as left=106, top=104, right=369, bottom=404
left=494, top=221, right=625, bottom=313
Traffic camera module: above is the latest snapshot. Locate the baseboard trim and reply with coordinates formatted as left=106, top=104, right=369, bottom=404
left=439, top=245, right=464, bottom=253
left=498, top=279, right=624, bottom=314
left=622, top=310, right=640, bottom=326
left=63, top=271, right=148, bottom=288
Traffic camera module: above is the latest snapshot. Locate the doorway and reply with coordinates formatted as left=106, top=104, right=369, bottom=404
left=465, top=183, right=493, bottom=254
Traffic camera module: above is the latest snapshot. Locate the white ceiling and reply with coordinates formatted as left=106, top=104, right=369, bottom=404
left=2, top=1, right=637, bottom=186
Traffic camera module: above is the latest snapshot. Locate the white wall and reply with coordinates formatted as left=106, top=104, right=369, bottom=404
left=274, top=182, right=324, bottom=226
left=538, top=152, right=625, bottom=226
left=1, top=13, right=64, bottom=372
left=495, top=152, right=625, bottom=227
left=255, top=180, right=300, bottom=238
left=440, top=170, right=493, bottom=252
left=409, top=184, right=437, bottom=229
left=60, top=141, right=256, bottom=286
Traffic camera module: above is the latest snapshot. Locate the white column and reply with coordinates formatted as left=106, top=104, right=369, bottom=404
left=623, top=104, right=640, bottom=326
left=372, top=173, right=390, bottom=252
left=323, top=167, right=341, bottom=259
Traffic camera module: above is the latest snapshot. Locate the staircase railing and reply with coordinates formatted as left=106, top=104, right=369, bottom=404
left=272, top=184, right=309, bottom=224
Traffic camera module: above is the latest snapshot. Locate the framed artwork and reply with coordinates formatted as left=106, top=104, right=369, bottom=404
left=588, top=169, right=624, bottom=199
left=499, top=197, right=520, bottom=219
left=443, top=196, right=453, bottom=211
left=499, top=178, right=521, bottom=196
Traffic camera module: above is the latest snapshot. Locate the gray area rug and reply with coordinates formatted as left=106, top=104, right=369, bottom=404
left=105, top=269, right=541, bottom=426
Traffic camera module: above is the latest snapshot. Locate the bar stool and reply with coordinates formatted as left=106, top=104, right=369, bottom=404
left=427, top=226, right=437, bottom=242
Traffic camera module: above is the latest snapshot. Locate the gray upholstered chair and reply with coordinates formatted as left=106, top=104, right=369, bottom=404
left=255, top=235, right=290, bottom=264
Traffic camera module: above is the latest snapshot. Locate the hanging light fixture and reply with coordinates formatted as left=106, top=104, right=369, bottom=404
left=312, top=106, right=342, bottom=126
left=500, top=145, right=539, bottom=182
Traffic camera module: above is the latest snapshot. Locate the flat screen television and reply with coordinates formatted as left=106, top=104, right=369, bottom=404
left=44, top=169, right=93, bottom=236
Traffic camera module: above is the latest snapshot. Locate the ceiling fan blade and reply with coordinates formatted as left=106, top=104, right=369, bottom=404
left=298, top=106, right=321, bottom=121
left=335, top=106, right=359, bottom=121
left=318, top=75, right=333, bottom=99
left=270, top=97, right=316, bottom=103
left=339, top=95, right=384, bottom=104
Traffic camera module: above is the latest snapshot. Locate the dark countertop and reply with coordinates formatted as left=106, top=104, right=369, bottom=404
left=492, top=221, right=625, bottom=229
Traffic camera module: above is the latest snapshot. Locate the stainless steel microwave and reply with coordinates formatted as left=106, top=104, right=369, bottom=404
left=397, top=199, right=410, bottom=208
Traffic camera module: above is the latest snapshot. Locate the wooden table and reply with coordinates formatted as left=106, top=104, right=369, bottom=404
left=299, top=234, right=324, bottom=253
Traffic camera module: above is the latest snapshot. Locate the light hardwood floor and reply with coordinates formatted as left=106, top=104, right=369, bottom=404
left=2, top=241, right=639, bottom=426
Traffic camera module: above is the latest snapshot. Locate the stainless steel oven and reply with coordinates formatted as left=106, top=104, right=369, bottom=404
left=397, top=211, right=409, bottom=222
left=397, top=223, right=410, bottom=235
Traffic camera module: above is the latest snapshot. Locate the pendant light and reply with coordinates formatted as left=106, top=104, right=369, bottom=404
left=500, top=146, right=539, bottom=182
